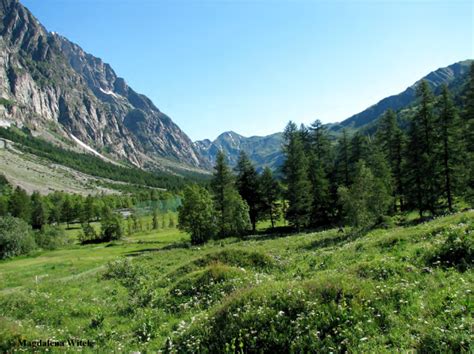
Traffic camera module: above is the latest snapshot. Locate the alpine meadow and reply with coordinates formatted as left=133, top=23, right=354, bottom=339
left=0, top=0, right=473, bottom=352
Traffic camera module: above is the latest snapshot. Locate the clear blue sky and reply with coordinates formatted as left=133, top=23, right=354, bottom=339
left=22, top=0, right=473, bottom=141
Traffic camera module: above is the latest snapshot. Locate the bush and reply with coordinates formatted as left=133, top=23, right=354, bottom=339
left=100, top=213, right=124, bottom=242
left=35, top=225, right=69, bottom=250
left=426, top=222, right=473, bottom=271
left=78, top=222, right=99, bottom=244
left=0, top=216, right=36, bottom=259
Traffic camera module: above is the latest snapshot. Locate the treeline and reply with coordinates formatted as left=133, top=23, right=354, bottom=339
left=0, top=127, right=191, bottom=191
left=178, top=64, right=474, bottom=243
left=0, top=177, right=181, bottom=257
left=282, top=72, right=473, bottom=229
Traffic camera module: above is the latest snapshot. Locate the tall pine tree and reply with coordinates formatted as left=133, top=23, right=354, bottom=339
left=405, top=80, right=439, bottom=217
left=235, top=151, right=261, bottom=231
left=211, top=151, right=250, bottom=237
left=282, top=122, right=312, bottom=230
left=376, top=109, right=406, bottom=211
left=436, top=85, right=461, bottom=211
left=259, top=167, right=281, bottom=229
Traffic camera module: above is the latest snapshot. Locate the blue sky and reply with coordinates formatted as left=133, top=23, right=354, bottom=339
left=22, top=0, right=473, bottom=141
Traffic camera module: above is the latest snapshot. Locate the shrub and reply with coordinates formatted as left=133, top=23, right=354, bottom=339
left=35, top=225, right=69, bottom=250
left=78, top=222, right=98, bottom=244
left=101, top=213, right=124, bottom=242
left=426, top=222, right=473, bottom=271
left=0, top=216, right=36, bottom=259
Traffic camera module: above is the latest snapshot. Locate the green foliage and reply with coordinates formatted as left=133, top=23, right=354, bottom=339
left=78, top=222, right=99, bottom=244
left=0, top=97, right=14, bottom=108
left=258, top=167, right=282, bottom=228
left=211, top=151, right=251, bottom=237
left=235, top=151, right=261, bottom=231
left=338, top=161, right=392, bottom=229
left=282, top=122, right=312, bottom=229
left=34, top=225, right=68, bottom=250
left=405, top=81, right=440, bottom=216
left=30, top=191, right=49, bottom=230
left=8, top=186, right=30, bottom=222
left=0, top=216, right=36, bottom=259
left=426, top=221, right=473, bottom=272
left=178, top=184, right=217, bottom=244
left=100, top=213, right=124, bottom=242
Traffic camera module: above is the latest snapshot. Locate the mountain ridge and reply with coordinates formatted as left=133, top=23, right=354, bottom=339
left=197, top=59, right=472, bottom=171
left=0, top=0, right=209, bottom=173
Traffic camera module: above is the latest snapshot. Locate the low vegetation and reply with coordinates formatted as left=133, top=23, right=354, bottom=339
left=0, top=210, right=471, bottom=352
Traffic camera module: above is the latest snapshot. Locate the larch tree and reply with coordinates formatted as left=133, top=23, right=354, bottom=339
left=282, top=122, right=312, bottom=230
left=436, top=85, right=461, bottom=211
left=235, top=151, right=261, bottom=231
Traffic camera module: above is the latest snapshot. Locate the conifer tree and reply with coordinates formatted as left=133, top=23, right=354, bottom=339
left=8, top=186, right=31, bottom=222
left=308, top=154, right=330, bottom=226
left=335, top=129, right=350, bottom=187
left=462, top=62, right=474, bottom=203
left=235, top=151, right=261, bottom=231
left=259, top=167, right=281, bottom=229
left=436, top=85, right=460, bottom=211
left=405, top=80, right=439, bottom=217
left=81, top=195, right=95, bottom=224
left=309, top=119, right=332, bottom=171
left=152, top=209, right=159, bottom=230
left=30, top=191, right=49, bottom=230
left=376, top=109, right=405, bottom=211
left=282, top=122, right=312, bottom=230
left=211, top=151, right=250, bottom=237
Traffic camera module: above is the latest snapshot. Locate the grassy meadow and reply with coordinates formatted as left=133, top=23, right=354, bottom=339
left=0, top=210, right=472, bottom=352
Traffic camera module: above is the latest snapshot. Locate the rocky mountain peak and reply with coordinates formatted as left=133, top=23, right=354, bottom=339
left=0, top=0, right=210, bottom=172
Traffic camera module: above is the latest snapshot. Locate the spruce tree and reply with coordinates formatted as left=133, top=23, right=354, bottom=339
left=282, top=122, right=312, bottom=230
left=235, top=151, right=261, bottom=231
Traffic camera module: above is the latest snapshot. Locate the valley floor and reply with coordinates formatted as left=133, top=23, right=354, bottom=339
left=0, top=211, right=472, bottom=352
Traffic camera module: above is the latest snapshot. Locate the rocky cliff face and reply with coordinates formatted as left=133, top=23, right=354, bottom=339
left=0, top=0, right=208, bottom=170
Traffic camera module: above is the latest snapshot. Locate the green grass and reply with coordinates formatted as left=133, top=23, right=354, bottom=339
left=0, top=211, right=472, bottom=352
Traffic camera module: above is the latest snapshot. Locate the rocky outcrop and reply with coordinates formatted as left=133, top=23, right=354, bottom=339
left=0, top=0, right=209, bottom=170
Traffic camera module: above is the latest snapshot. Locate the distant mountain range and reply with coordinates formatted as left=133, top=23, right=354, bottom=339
left=197, top=60, right=472, bottom=171
left=0, top=0, right=209, bottom=174
left=194, top=131, right=284, bottom=172
left=0, top=0, right=471, bottom=179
